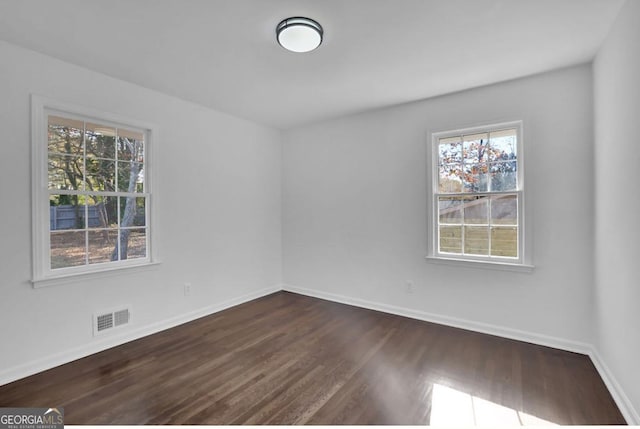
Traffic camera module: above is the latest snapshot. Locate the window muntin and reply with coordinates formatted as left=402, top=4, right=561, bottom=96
left=433, top=123, right=523, bottom=263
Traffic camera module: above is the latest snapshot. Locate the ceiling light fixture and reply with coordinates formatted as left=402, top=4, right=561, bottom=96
left=276, top=17, right=323, bottom=53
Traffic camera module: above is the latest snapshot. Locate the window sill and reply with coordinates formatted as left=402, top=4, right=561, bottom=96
left=31, top=261, right=162, bottom=288
left=425, top=256, right=534, bottom=273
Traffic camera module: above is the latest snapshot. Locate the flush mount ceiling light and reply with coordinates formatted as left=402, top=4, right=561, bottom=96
left=276, top=17, right=323, bottom=53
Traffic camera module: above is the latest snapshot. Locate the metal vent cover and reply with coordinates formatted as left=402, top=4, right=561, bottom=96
left=96, top=313, right=114, bottom=332
left=114, top=309, right=130, bottom=327
left=93, top=307, right=131, bottom=336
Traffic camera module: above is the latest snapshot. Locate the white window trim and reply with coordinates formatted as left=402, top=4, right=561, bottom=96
left=426, top=120, right=533, bottom=272
left=31, top=94, right=160, bottom=287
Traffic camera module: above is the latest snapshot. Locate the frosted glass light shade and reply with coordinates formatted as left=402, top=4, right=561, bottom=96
left=276, top=17, right=323, bottom=53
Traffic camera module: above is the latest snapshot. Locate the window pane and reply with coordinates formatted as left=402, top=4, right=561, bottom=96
left=85, top=157, right=116, bottom=192
left=463, top=196, right=488, bottom=225
left=463, top=133, right=489, bottom=164
left=119, top=196, right=146, bottom=227
left=49, top=195, right=85, bottom=230
left=121, top=228, right=146, bottom=260
left=48, top=154, right=83, bottom=190
left=50, top=230, right=86, bottom=269
left=439, top=197, right=462, bottom=224
left=464, top=226, right=489, bottom=255
left=439, top=164, right=463, bottom=192
left=117, top=133, right=144, bottom=162
left=48, top=116, right=83, bottom=156
left=488, top=128, right=517, bottom=161
left=87, top=195, right=118, bottom=228
left=491, top=195, right=517, bottom=225
left=118, top=161, right=144, bottom=192
left=86, top=123, right=116, bottom=160
left=439, top=225, right=462, bottom=254
left=88, top=229, right=118, bottom=264
left=439, top=137, right=462, bottom=165
left=463, top=163, right=488, bottom=192
left=490, top=161, right=517, bottom=191
left=491, top=226, right=518, bottom=257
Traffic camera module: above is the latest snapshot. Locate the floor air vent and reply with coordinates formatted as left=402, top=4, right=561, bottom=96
left=94, top=307, right=131, bottom=336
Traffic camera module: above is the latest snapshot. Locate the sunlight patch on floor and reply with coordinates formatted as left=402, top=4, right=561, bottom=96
left=430, top=384, right=557, bottom=426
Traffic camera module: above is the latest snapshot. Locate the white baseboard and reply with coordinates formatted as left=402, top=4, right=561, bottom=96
left=588, top=347, right=640, bottom=425
left=0, top=285, right=281, bottom=386
left=282, top=284, right=591, bottom=354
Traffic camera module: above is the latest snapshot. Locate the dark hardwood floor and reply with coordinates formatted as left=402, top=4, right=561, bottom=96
left=0, top=291, right=626, bottom=425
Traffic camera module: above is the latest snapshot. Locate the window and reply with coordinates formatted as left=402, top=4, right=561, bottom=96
left=32, top=96, right=156, bottom=284
left=429, top=121, right=527, bottom=267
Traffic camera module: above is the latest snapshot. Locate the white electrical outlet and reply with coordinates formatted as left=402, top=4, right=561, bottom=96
left=405, top=280, right=414, bottom=294
left=184, top=282, right=192, bottom=296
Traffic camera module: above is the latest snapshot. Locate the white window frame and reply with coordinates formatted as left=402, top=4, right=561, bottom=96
left=427, top=120, right=533, bottom=272
left=31, top=95, right=159, bottom=287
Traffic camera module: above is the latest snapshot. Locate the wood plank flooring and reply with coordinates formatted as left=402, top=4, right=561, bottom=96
left=0, top=291, right=626, bottom=425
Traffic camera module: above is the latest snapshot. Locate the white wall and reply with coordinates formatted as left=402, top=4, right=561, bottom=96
left=283, top=65, right=595, bottom=348
left=0, top=40, right=282, bottom=383
left=593, top=0, right=640, bottom=423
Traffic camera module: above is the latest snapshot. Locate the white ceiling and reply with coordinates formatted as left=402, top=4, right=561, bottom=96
left=0, top=0, right=625, bottom=129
